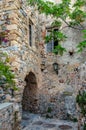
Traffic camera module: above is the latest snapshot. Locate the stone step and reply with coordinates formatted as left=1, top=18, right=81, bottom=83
left=21, top=112, right=78, bottom=130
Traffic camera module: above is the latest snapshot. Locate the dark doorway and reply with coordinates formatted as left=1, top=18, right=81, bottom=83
left=22, top=72, right=38, bottom=113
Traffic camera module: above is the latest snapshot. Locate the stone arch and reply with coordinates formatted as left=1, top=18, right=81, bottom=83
left=22, top=72, right=38, bottom=113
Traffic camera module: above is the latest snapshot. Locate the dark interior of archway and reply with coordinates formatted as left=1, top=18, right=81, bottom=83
left=22, top=72, right=38, bottom=113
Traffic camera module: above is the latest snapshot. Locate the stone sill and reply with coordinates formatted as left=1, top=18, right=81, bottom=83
left=0, top=102, right=13, bottom=110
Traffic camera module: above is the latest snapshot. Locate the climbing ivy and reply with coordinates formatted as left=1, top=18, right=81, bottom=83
left=28, top=0, right=86, bottom=55
left=0, top=52, right=17, bottom=91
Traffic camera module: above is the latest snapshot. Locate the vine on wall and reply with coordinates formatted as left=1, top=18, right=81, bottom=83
left=0, top=52, right=17, bottom=91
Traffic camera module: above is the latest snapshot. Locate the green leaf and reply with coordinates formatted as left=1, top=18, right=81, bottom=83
left=73, top=0, right=86, bottom=7
left=53, top=44, right=66, bottom=55
left=0, top=52, right=17, bottom=91
left=77, top=40, right=86, bottom=52
left=51, top=20, right=62, bottom=27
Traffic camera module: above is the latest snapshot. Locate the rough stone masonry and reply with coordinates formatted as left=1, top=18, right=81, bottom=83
left=0, top=0, right=86, bottom=130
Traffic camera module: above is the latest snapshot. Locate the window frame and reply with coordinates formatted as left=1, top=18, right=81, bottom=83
left=45, top=27, right=59, bottom=53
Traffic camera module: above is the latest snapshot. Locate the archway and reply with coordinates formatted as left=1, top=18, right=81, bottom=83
left=22, top=72, right=38, bottom=113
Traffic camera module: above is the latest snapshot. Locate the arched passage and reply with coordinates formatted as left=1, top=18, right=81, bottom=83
left=22, top=72, right=38, bottom=113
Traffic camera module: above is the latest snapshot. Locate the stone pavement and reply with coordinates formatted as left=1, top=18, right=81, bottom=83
left=21, top=111, right=78, bottom=130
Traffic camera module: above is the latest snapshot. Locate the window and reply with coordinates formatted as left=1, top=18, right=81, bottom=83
left=29, top=24, right=32, bottom=46
left=29, top=20, right=33, bottom=46
left=46, top=28, right=58, bottom=53
left=46, top=30, right=53, bottom=53
left=53, top=29, right=58, bottom=49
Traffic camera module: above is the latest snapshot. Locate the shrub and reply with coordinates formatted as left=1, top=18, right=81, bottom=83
left=0, top=52, right=17, bottom=91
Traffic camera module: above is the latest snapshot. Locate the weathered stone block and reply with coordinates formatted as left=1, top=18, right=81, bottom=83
left=7, top=24, right=18, bottom=30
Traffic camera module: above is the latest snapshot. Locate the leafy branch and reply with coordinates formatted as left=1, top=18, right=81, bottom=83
left=27, top=0, right=86, bottom=54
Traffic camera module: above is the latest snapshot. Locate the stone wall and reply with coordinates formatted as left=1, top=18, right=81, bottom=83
left=0, top=0, right=42, bottom=129
left=37, top=2, right=86, bottom=119
left=0, top=0, right=86, bottom=129
left=0, top=103, right=14, bottom=130
left=39, top=52, right=86, bottom=119
left=0, top=0, right=42, bottom=101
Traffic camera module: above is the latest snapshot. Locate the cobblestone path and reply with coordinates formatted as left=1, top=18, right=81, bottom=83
left=21, top=111, right=78, bottom=130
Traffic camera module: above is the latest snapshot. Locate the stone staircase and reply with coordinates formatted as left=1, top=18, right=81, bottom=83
left=21, top=112, right=78, bottom=130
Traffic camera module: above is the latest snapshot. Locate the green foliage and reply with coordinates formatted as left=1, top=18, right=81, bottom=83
left=77, top=29, right=86, bottom=52
left=83, top=123, right=86, bottom=130
left=28, top=0, right=86, bottom=55
left=76, top=90, right=86, bottom=129
left=67, top=113, right=78, bottom=122
left=53, top=31, right=67, bottom=41
left=51, top=20, right=62, bottom=28
left=45, top=30, right=67, bottom=43
left=28, top=0, right=86, bottom=127
left=45, top=30, right=67, bottom=55
left=76, top=91, right=86, bottom=116
left=77, top=40, right=86, bottom=52
left=45, top=32, right=53, bottom=43
left=47, top=107, right=52, bottom=113
left=73, top=0, right=86, bottom=7
left=46, top=114, right=52, bottom=118
left=70, top=9, right=86, bottom=23
left=0, top=52, right=17, bottom=91
left=71, top=117, right=78, bottom=122
left=53, top=44, right=66, bottom=55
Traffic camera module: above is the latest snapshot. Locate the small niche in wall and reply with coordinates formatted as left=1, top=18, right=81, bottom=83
left=68, top=49, right=74, bottom=56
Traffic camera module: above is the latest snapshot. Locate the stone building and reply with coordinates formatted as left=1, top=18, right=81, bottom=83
left=0, top=0, right=86, bottom=130
left=0, top=0, right=42, bottom=129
